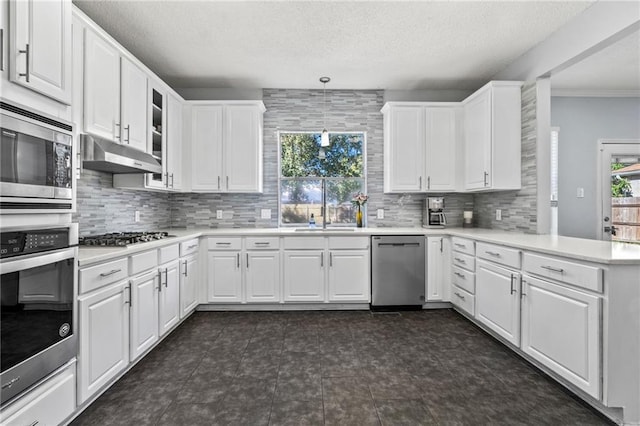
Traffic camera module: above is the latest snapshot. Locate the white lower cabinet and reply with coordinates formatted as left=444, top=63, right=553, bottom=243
left=158, top=260, right=180, bottom=336
left=179, top=253, right=199, bottom=317
left=328, top=250, right=369, bottom=302
left=426, top=236, right=448, bottom=301
left=0, top=362, right=75, bottom=426
left=521, top=274, right=601, bottom=399
left=207, top=251, right=242, bottom=302
left=283, top=250, right=325, bottom=302
left=476, top=259, right=521, bottom=346
left=129, top=270, right=159, bottom=361
left=78, top=281, right=129, bottom=404
left=245, top=251, right=281, bottom=303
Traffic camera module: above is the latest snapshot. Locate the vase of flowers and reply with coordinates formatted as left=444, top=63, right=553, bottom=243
left=351, top=192, right=368, bottom=228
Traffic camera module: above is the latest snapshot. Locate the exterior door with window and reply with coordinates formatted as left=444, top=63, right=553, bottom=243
left=599, top=140, right=640, bottom=242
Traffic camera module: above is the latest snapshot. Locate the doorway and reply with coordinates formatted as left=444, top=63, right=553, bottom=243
left=598, top=140, right=640, bottom=242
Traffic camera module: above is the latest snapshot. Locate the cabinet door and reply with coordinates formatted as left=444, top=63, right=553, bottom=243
left=191, top=105, right=223, bottom=191
left=130, top=270, right=159, bottom=361
left=426, top=237, right=445, bottom=301
left=245, top=251, right=280, bottom=303
left=328, top=250, right=369, bottom=302
left=159, top=260, right=180, bottom=336
left=9, top=0, right=71, bottom=104
left=464, top=90, right=492, bottom=190
left=78, top=281, right=129, bottom=404
left=384, top=106, right=424, bottom=192
left=146, top=86, right=167, bottom=189
left=521, top=275, right=601, bottom=399
left=476, top=260, right=521, bottom=346
left=224, top=104, right=263, bottom=192
left=84, top=28, right=120, bottom=141
left=179, top=254, right=198, bottom=318
left=207, top=251, right=242, bottom=302
left=283, top=250, right=325, bottom=302
left=166, top=93, right=183, bottom=190
left=120, top=57, right=147, bottom=152
left=425, top=108, right=457, bottom=192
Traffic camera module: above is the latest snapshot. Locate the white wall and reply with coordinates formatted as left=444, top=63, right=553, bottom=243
left=551, top=97, right=640, bottom=239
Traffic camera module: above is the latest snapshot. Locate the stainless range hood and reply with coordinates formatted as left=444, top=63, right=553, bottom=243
left=81, top=134, right=162, bottom=174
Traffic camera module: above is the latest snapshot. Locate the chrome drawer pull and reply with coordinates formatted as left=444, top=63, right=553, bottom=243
left=510, top=274, right=516, bottom=295
left=541, top=265, right=564, bottom=273
left=18, top=44, right=29, bottom=82
left=216, top=242, right=231, bottom=245
left=187, top=244, right=197, bottom=250
left=485, top=251, right=501, bottom=257
left=254, top=242, right=270, bottom=246
left=454, top=292, right=465, bottom=301
left=454, top=272, right=465, bottom=279
left=454, top=257, right=466, bottom=263
left=454, top=243, right=466, bottom=248
left=99, top=269, right=121, bottom=277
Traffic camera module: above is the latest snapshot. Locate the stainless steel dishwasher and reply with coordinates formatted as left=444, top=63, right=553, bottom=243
left=371, top=235, right=425, bottom=308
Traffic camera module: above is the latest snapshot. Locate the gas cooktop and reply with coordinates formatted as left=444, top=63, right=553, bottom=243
left=79, top=231, right=172, bottom=247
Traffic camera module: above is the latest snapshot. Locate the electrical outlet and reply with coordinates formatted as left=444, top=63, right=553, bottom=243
left=376, top=209, right=384, bottom=219
left=216, top=210, right=223, bottom=219
left=577, top=187, right=585, bottom=198
left=496, top=209, right=502, bottom=221
left=134, top=211, right=140, bottom=222
left=261, top=209, right=271, bottom=219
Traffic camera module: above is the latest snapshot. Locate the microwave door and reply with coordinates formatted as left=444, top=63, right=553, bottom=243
left=0, top=130, right=54, bottom=198
left=1, top=129, right=18, bottom=183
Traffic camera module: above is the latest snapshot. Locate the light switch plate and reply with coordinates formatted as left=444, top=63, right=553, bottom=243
left=496, top=209, right=502, bottom=221
left=377, top=209, right=384, bottom=219
left=134, top=211, right=140, bottom=222
left=216, top=210, right=223, bottom=219
left=577, top=187, right=585, bottom=198
left=261, top=209, right=271, bottom=219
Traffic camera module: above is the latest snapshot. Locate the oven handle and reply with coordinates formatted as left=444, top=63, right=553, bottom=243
left=0, top=247, right=76, bottom=275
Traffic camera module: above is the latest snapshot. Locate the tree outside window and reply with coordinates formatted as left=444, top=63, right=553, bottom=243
left=279, top=132, right=365, bottom=226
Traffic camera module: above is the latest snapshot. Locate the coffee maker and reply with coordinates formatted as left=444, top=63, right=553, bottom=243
left=426, top=197, right=447, bottom=228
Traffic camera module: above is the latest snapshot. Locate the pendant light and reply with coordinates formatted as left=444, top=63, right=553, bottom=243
left=320, top=77, right=330, bottom=147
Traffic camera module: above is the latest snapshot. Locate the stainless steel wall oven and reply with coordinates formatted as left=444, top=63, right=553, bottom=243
left=0, top=100, right=73, bottom=212
left=0, top=224, right=78, bottom=405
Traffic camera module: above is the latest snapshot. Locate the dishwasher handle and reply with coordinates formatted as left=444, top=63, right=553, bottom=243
left=377, top=242, right=420, bottom=247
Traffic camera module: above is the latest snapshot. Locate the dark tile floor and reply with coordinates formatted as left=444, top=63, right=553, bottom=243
left=72, top=309, right=612, bottom=425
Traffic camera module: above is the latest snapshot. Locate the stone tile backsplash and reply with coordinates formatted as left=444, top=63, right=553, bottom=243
left=74, top=84, right=538, bottom=235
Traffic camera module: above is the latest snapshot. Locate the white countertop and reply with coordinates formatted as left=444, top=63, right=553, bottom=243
left=77, top=227, right=640, bottom=266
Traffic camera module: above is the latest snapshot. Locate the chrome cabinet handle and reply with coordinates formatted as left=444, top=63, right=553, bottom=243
left=329, top=252, right=333, bottom=267
left=427, top=176, right=431, bottom=190
left=454, top=272, right=465, bottom=279
left=0, top=29, right=4, bottom=71
left=510, top=274, right=516, bottom=295
left=419, top=176, right=422, bottom=189
left=254, top=242, right=270, bottom=246
left=454, top=257, right=466, bottom=264
left=157, top=270, right=162, bottom=291
left=246, top=253, right=249, bottom=268
left=226, top=176, right=229, bottom=188
left=124, top=285, right=131, bottom=305
left=99, top=269, right=121, bottom=277
left=454, top=243, right=466, bottom=248
left=170, top=173, right=174, bottom=188
left=124, top=125, right=130, bottom=143
left=321, top=252, right=324, bottom=267
left=164, top=172, right=169, bottom=187
left=237, top=253, right=240, bottom=268
left=439, top=238, right=443, bottom=252
left=485, top=251, right=501, bottom=257
left=216, top=242, right=231, bottom=246
left=454, top=292, right=465, bottom=301
left=483, top=171, right=488, bottom=187
left=183, top=260, right=188, bottom=276
left=520, top=279, right=526, bottom=298
left=18, top=44, right=29, bottom=82
left=29, top=421, right=38, bottom=426
left=217, top=176, right=221, bottom=190
left=114, top=122, right=121, bottom=140
left=541, top=265, right=564, bottom=273
left=164, top=269, right=169, bottom=287
left=187, top=244, right=197, bottom=250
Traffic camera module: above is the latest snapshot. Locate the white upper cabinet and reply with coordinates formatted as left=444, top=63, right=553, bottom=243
left=83, top=27, right=121, bottom=141
left=190, top=102, right=265, bottom=193
left=120, top=57, right=148, bottom=152
left=166, top=92, right=183, bottom=191
left=463, top=81, right=522, bottom=191
left=382, top=103, right=460, bottom=193
left=9, top=0, right=71, bottom=104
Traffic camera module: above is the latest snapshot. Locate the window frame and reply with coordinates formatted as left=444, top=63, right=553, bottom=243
left=277, top=130, right=367, bottom=228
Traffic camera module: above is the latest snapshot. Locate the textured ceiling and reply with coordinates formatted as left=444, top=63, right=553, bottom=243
left=73, top=0, right=595, bottom=91
left=551, top=29, right=640, bottom=91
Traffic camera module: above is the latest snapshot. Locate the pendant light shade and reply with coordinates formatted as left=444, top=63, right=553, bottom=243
left=320, top=77, right=330, bottom=148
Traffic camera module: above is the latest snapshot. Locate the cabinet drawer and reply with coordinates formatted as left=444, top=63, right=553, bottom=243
left=452, top=252, right=475, bottom=272
left=476, top=242, right=521, bottom=269
left=1, top=363, right=75, bottom=426
left=180, top=239, right=199, bottom=256
left=283, top=237, right=325, bottom=250
left=245, top=237, right=280, bottom=250
left=208, top=237, right=241, bottom=250
left=451, top=237, right=475, bottom=255
left=328, top=236, right=369, bottom=250
left=159, top=244, right=180, bottom=263
left=452, top=266, right=475, bottom=294
left=130, top=250, right=158, bottom=276
left=523, top=252, right=603, bottom=293
left=451, top=285, right=475, bottom=316
left=79, top=258, right=128, bottom=294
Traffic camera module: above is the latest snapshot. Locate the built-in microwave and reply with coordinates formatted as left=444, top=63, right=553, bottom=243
left=0, top=100, right=73, bottom=212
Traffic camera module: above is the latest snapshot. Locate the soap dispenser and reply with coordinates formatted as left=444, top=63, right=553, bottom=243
left=309, top=213, right=316, bottom=229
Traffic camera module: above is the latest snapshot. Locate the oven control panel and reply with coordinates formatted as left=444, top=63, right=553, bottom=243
left=1, top=228, right=69, bottom=258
